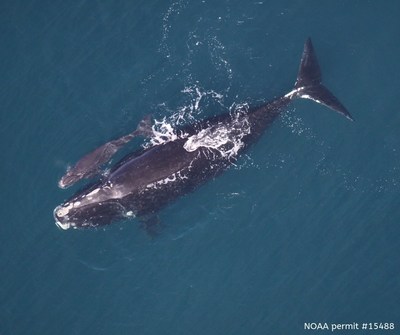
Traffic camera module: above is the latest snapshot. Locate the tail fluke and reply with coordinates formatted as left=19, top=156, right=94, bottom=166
left=289, top=38, right=353, bottom=121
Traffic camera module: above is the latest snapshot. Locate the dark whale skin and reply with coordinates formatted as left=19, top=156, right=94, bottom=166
left=54, top=39, right=352, bottom=230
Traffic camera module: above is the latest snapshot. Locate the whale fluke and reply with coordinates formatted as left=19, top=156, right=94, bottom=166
left=291, top=38, right=353, bottom=121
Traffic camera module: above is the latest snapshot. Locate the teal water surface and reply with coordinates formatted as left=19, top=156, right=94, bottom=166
left=1, top=1, right=399, bottom=334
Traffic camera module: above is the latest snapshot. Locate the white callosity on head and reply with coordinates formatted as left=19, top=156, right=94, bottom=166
left=54, top=205, right=73, bottom=230
left=56, top=203, right=73, bottom=217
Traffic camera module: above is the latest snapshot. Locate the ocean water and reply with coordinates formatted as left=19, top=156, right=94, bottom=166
left=1, top=0, right=399, bottom=334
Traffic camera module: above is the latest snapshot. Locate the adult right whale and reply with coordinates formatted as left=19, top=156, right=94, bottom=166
left=54, top=38, right=353, bottom=230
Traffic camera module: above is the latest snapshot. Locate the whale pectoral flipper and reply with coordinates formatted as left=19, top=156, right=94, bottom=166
left=58, top=115, right=153, bottom=189
left=290, top=38, right=354, bottom=121
left=111, top=114, right=153, bottom=146
left=137, top=114, right=153, bottom=137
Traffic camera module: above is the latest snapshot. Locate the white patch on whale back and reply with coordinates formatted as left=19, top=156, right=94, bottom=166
left=86, top=187, right=100, bottom=197
left=125, top=211, right=135, bottom=217
left=143, top=85, right=226, bottom=150
left=145, top=169, right=189, bottom=190
left=144, top=101, right=252, bottom=165
left=183, top=108, right=251, bottom=159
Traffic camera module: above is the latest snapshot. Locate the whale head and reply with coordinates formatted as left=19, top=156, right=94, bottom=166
left=54, top=182, right=135, bottom=230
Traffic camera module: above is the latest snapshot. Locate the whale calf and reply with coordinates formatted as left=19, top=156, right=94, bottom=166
left=58, top=114, right=152, bottom=189
left=54, top=38, right=352, bottom=230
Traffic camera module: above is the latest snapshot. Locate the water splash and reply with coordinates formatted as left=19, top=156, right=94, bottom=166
left=184, top=107, right=251, bottom=159
left=143, top=101, right=251, bottom=163
left=144, top=84, right=227, bottom=149
left=146, top=117, right=188, bottom=147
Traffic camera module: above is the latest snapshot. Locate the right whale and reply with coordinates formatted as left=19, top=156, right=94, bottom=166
left=54, top=38, right=353, bottom=230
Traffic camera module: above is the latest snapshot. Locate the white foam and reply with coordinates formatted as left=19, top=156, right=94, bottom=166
left=146, top=117, right=188, bottom=147
left=183, top=110, right=250, bottom=159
